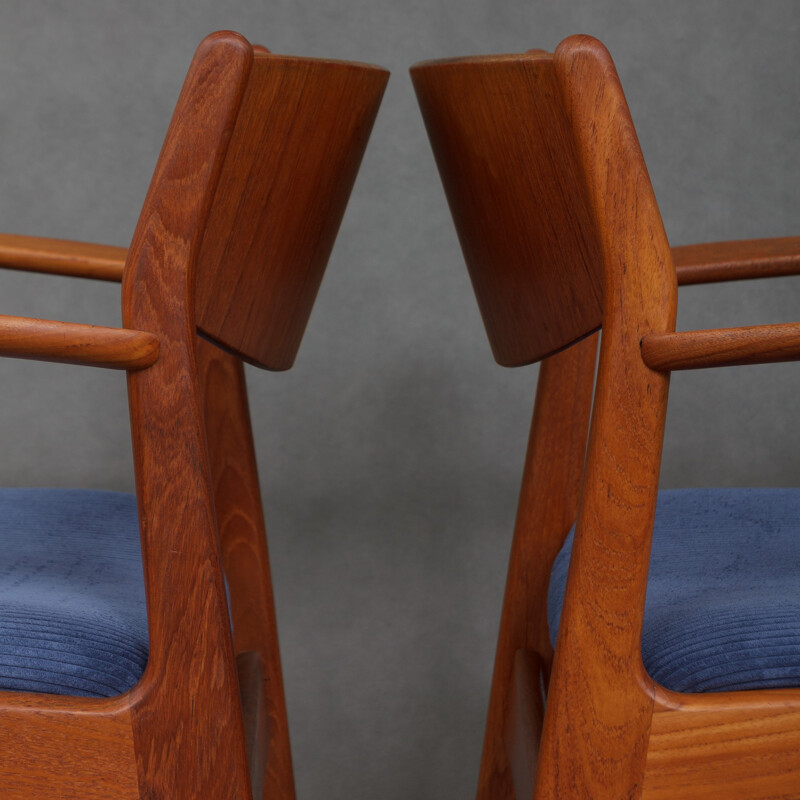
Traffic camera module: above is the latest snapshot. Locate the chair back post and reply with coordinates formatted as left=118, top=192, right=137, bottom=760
left=535, top=36, right=677, bottom=799
left=414, top=34, right=678, bottom=800
left=191, top=49, right=385, bottom=799
left=121, top=32, right=254, bottom=798
left=123, top=34, right=387, bottom=799
left=412, top=46, right=611, bottom=799
left=478, top=333, right=598, bottom=800
left=195, top=337, right=295, bottom=799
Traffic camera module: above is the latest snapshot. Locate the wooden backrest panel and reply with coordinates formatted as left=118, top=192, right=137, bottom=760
left=195, top=52, right=388, bottom=370
left=411, top=54, right=603, bottom=366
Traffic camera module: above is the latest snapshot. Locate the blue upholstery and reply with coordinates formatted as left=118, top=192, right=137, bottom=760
left=0, top=489, right=147, bottom=698
left=548, top=489, right=800, bottom=693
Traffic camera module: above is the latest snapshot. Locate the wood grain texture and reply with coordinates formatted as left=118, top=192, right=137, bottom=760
left=535, top=35, right=677, bottom=800
left=0, top=694, right=137, bottom=799
left=645, top=688, right=800, bottom=798
left=642, top=322, right=800, bottom=370
left=195, top=54, right=388, bottom=370
left=674, top=237, right=800, bottom=285
left=197, top=337, right=295, bottom=800
left=0, top=233, right=126, bottom=281
left=412, top=36, right=676, bottom=799
left=411, top=54, right=603, bottom=366
left=122, top=31, right=255, bottom=799
left=0, top=28, right=386, bottom=800
left=4, top=232, right=795, bottom=292
left=476, top=334, right=597, bottom=800
left=0, top=710, right=137, bottom=798
left=0, top=314, right=158, bottom=369
left=415, top=32, right=800, bottom=800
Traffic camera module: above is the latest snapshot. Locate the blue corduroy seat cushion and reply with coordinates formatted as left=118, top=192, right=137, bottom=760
left=548, top=489, right=800, bottom=693
left=0, top=488, right=147, bottom=698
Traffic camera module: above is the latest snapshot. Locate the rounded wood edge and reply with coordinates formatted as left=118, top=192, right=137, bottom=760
left=0, top=235, right=126, bottom=282
left=122, top=28, right=257, bottom=798
left=199, top=31, right=389, bottom=77
left=536, top=32, right=674, bottom=799
left=646, top=682, right=800, bottom=798
left=653, top=681, right=800, bottom=713
left=410, top=50, right=553, bottom=75
left=0, top=316, right=159, bottom=370
left=673, top=236, right=800, bottom=285
left=252, top=49, right=388, bottom=77
left=641, top=323, right=800, bottom=372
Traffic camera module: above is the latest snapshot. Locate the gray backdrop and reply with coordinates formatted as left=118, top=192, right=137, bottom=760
left=0, top=1, right=798, bottom=797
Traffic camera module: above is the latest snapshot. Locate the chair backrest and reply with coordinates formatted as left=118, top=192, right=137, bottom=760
left=195, top=51, right=388, bottom=370
left=412, top=36, right=678, bottom=800
left=123, top=33, right=388, bottom=370
left=411, top=52, right=604, bottom=366
left=115, top=33, right=387, bottom=799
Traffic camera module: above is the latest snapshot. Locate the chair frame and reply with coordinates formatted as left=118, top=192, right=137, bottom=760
left=0, top=31, right=387, bottom=798
left=413, top=36, right=800, bottom=800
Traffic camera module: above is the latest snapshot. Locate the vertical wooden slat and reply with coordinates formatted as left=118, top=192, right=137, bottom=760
left=197, top=338, right=295, bottom=800
left=477, top=335, right=597, bottom=800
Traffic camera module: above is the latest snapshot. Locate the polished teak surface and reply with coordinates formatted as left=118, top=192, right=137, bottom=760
left=413, top=35, right=800, bottom=800
left=0, top=31, right=387, bottom=799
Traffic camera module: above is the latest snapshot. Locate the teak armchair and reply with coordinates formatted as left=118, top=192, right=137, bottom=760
left=0, top=32, right=387, bottom=798
left=412, top=36, right=800, bottom=799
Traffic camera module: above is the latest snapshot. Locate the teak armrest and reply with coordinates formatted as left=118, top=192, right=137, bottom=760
left=0, top=233, right=126, bottom=282
left=673, top=236, right=800, bottom=285
left=641, top=322, right=800, bottom=371
left=0, top=315, right=158, bottom=369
